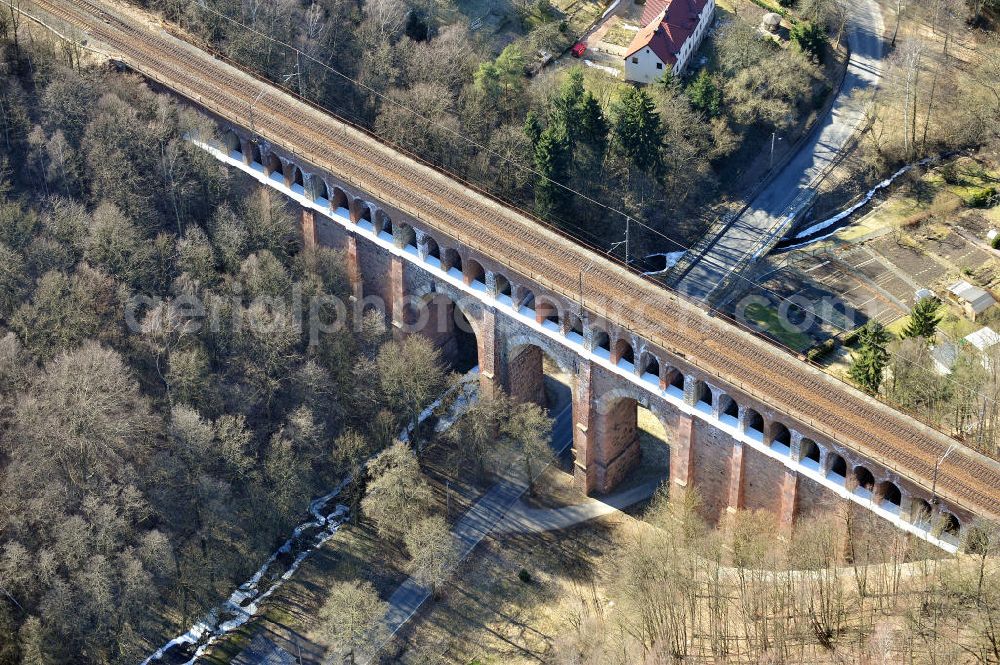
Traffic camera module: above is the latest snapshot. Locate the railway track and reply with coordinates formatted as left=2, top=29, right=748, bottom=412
left=31, top=0, right=1000, bottom=518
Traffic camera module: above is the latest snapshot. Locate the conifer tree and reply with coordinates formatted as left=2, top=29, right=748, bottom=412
left=902, top=297, right=942, bottom=341
left=523, top=109, right=542, bottom=147
left=686, top=69, right=722, bottom=117
left=612, top=86, right=662, bottom=173
left=849, top=320, right=892, bottom=394
left=577, top=92, right=608, bottom=165
left=533, top=120, right=571, bottom=219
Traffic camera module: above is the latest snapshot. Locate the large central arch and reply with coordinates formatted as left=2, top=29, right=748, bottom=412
left=591, top=386, right=672, bottom=494
left=504, top=334, right=573, bottom=410
left=408, top=287, right=481, bottom=375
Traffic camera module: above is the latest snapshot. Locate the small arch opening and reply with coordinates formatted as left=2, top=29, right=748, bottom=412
left=642, top=355, right=660, bottom=383
left=292, top=167, right=305, bottom=194
left=876, top=481, right=902, bottom=511
left=769, top=423, right=791, bottom=455
left=695, top=381, right=712, bottom=410
left=911, top=498, right=933, bottom=527
left=495, top=274, right=513, bottom=305
left=827, top=453, right=847, bottom=481
left=357, top=205, right=374, bottom=232
left=518, top=288, right=536, bottom=315
left=398, top=223, right=417, bottom=252
left=267, top=153, right=284, bottom=184
left=939, top=513, right=961, bottom=540
left=444, top=248, right=463, bottom=279
left=248, top=142, right=263, bottom=169
left=537, top=297, right=560, bottom=330
left=853, top=466, right=876, bottom=496
left=223, top=130, right=242, bottom=158
left=466, top=260, right=486, bottom=289
left=745, top=409, right=764, bottom=440
left=800, top=438, right=821, bottom=469
left=668, top=370, right=685, bottom=395
left=332, top=188, right=350, bottom=218
left=614, top=339, right=635, bottom=370
left=722, top=396, right=739, bottom=423
left=566, top=314, right=584, bottom=344
left=592, top=330, right=611, bottom=359
left=424, top=236, right=441, bottom=268
left=378, top=214, right=394, bottom=242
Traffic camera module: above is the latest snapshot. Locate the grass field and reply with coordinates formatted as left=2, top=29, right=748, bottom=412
left=743, top=302, right=814, bottom=351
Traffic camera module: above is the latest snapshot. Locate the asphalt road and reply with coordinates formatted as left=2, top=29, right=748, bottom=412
left=673, top=1, right=886, bottom=302
left=363, top=403, right=574, bottom=663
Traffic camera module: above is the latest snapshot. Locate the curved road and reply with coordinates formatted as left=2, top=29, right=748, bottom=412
left=673, top=0, right=885, bottom=301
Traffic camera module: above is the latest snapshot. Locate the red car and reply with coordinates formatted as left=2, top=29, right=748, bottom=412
left=571, top=41, right=587, bottom=58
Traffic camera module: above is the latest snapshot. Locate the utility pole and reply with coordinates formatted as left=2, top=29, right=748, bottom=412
left=769, top=132, right=782, bottom=169
left=891, top=0, right=904, bottom=48
left=248, top=88, right=267, bottom=134
left=930, top=442, right=957, bottom=506
left=609, top=218, right=631, bottom=266
left=625, top=217, right=631, bottom=266
left=295, top=49, right=303, bottom=97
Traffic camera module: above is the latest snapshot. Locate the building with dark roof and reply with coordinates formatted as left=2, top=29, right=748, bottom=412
left=624, top=0, right=714, bottom=83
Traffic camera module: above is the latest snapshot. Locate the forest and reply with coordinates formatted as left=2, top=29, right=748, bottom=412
left=0, top=27, right=466, bottom=662
left=127, top=0, right=840, bottom=263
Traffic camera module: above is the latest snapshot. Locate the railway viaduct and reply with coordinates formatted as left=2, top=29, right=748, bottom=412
left=28, top=0, right=1000, bottom=552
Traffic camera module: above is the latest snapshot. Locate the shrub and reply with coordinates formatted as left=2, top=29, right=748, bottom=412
left=518, top=568, right=533, bottom=583
left=940, top=161, right=960, bottom=185
left=806, top=338, right=838, bottom=362
left=968, top=186, right=998, bottom=209
left=790, top=21, right=827, bottom=63
left=991, top=233, right=1000, bottom=250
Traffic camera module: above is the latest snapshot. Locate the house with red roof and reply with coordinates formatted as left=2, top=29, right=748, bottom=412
left=624, top=0, right=715, bottom=84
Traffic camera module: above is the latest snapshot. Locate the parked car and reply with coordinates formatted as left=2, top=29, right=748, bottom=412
left=571, top=41, right=587, bottom=58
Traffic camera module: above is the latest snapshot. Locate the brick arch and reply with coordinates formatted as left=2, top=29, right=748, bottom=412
left=515, top=285, right=536, bottom=314
left=406, top=282, right=484, bottom=335
left=265, top=151, right=284, bottom=180
left=504, top=329, right=574, bottom=408
left=768, top=422, right=792, bottom=453
left=397, top=222, right=417, bottom=250
left=590, top=385, right=671, bottom=494
left=303, top=173, right=324, bottom=201
left=465, top=258, right=486, bottom=288
left=331, top=186, right=350, bottom=213
left=875, top=480, right=902, bottom=511
left=535, top=294, right=562, bottom=328
left=406, top=282, right=483, bottom=374
left=852, top=465, right=876, bottom=495
left=247, top=141, right=263, bottom=167
left=505, top=333, right=574, bottom=374
left=375, top=209, right=393, bottom=240
left=290, top=164, right=306, bottom=193
left=718, top=392, right=740, bottom=422
left=421, top=233, right=441, bottom=264
left=665, top=366, right=686, bottom=395
left=222, top=128, right=242, bottom=156
left=799, top=437, right=821, bottom=466
left=639, top=351, right=661, bottom=381
left=442, top=247, right=463, bottom=274
left=612, top=337, right=636, bottom=369
left=493, top=272, right=514, bottom=302
left=352, top=199, right=373, bottom=226
left=589, top=327, right=611, bottom=357
left=315, top=178, right=332, bottom=204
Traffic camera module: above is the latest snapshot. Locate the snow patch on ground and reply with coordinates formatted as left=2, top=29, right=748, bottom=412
left=784, top=157, right=936, bottom=249
left=142, top=495, right=350, bottom=664
left=144, top=365, right=481, bottom=664
left=643, top=251, right=687, bottom=276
